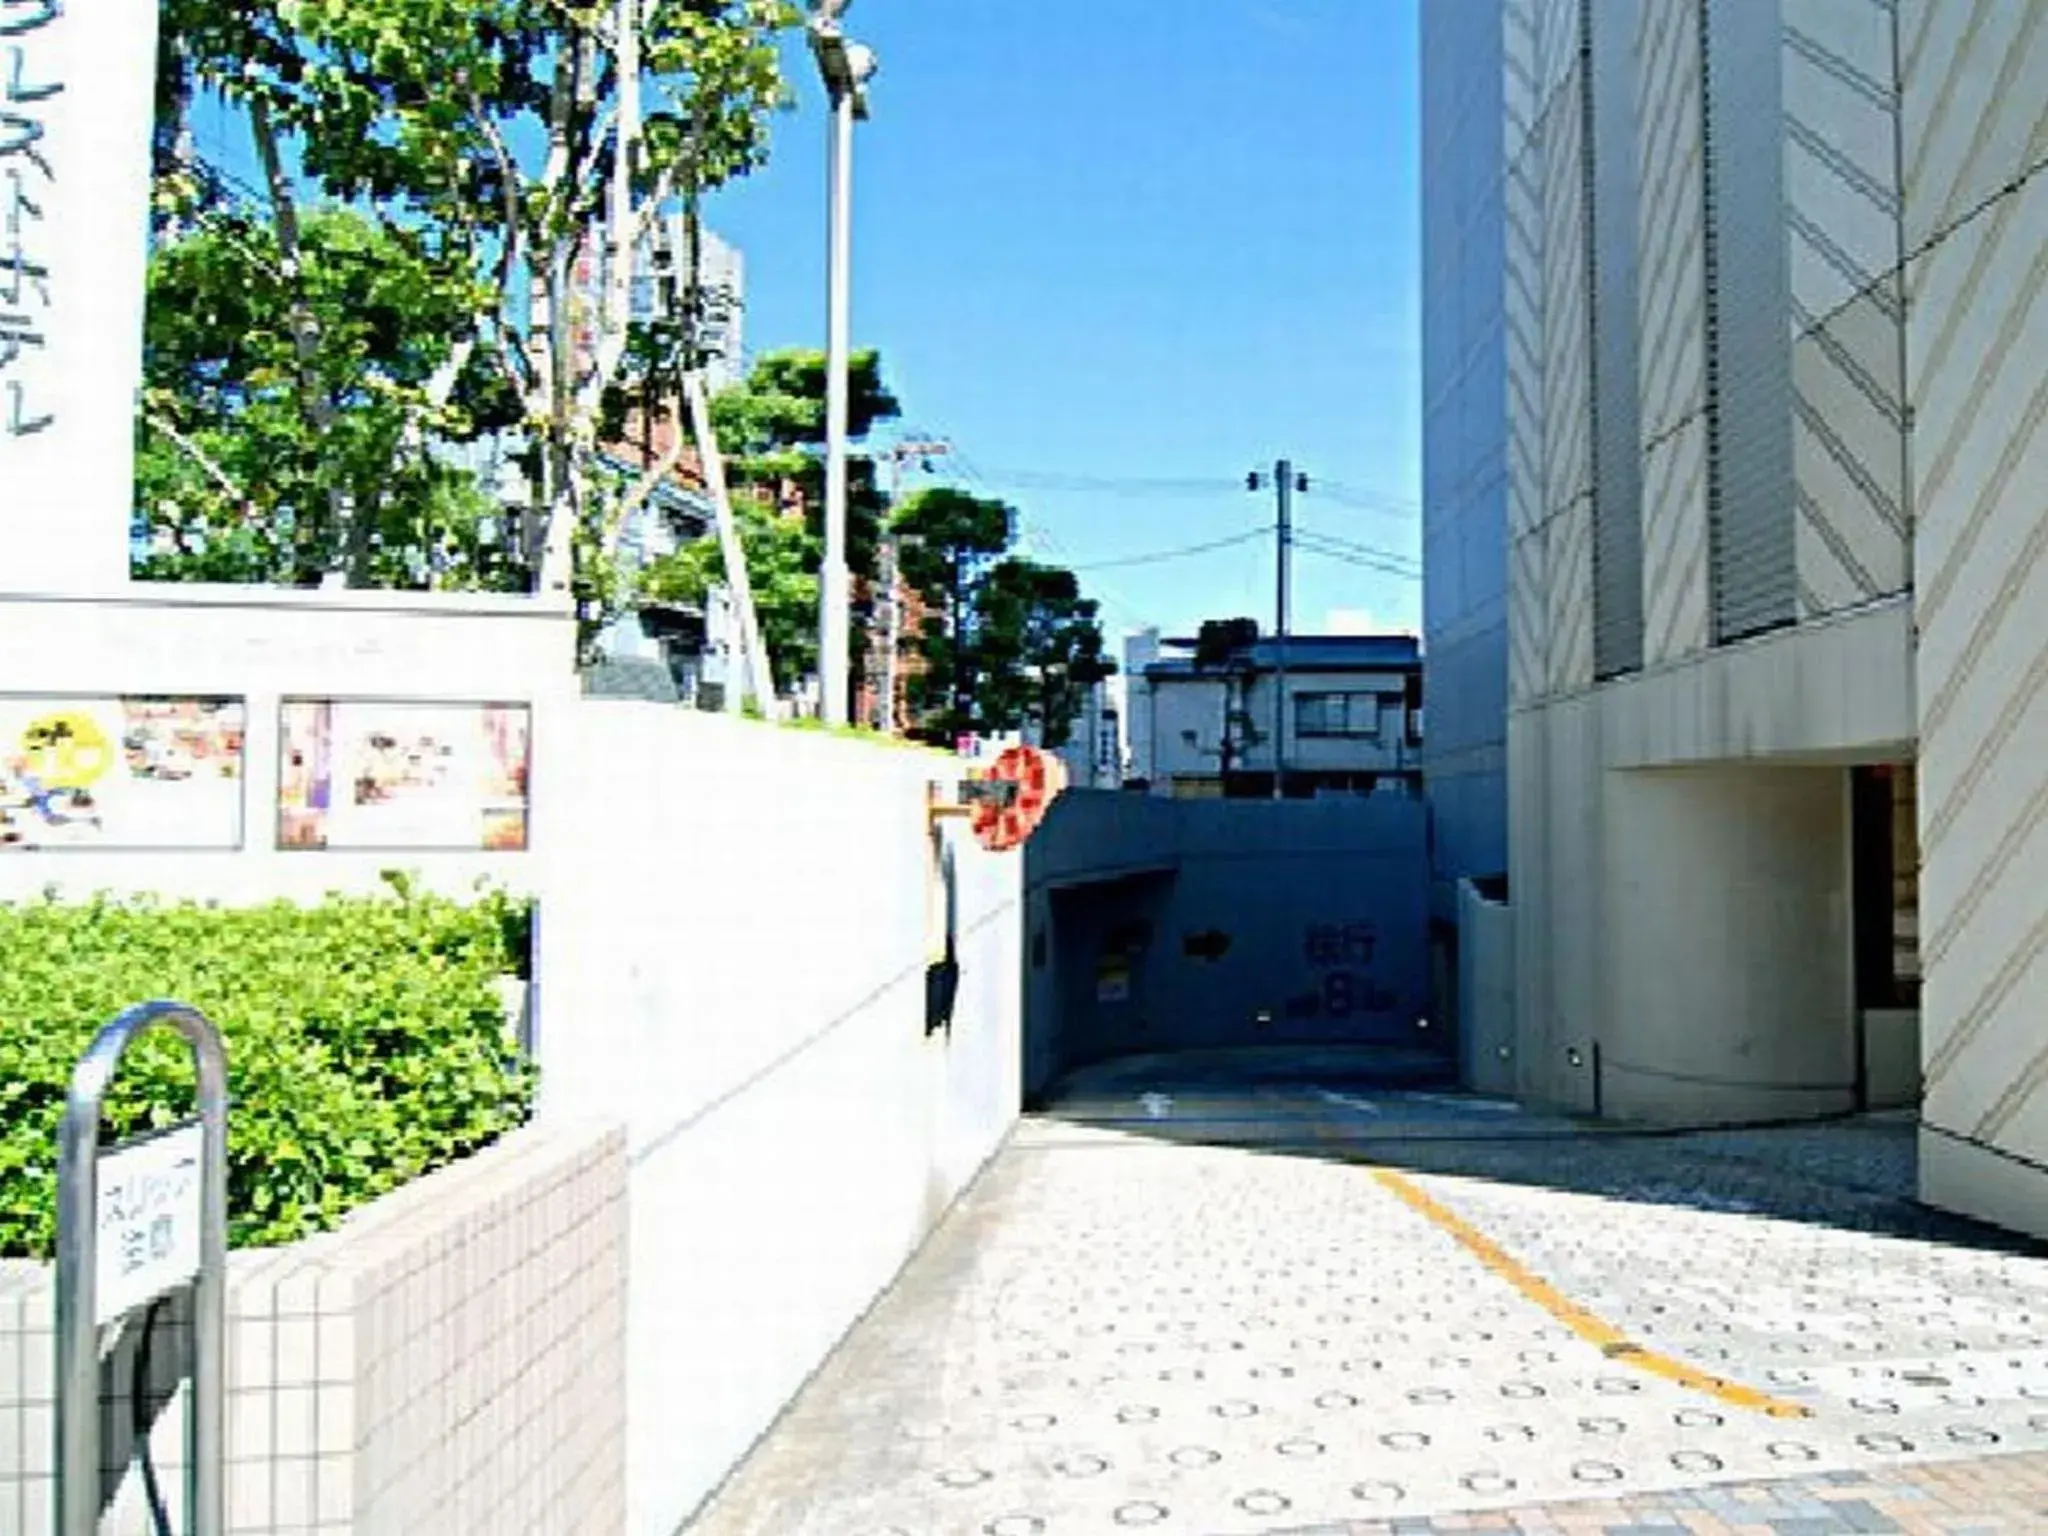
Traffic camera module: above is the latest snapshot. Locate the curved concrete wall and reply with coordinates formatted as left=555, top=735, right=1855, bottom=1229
left=1601, top=767, right=1854, bottom=1122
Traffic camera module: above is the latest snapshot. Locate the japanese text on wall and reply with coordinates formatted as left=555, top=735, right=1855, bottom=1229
left=1, top=1, right=59, bottom=439
left=1287, top=920, right=1396, bottom=1020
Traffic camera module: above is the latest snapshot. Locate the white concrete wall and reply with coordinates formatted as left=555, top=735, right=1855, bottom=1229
left=1508, top=598, right=1908, bottom=1118
left=0, top=587, right=576, bottom=905
left=533, top=707, right=1023, bottom=1533
left=1456, top=878, right=1515, bottom=1096
left=1602, top=766, right=1855, bottom=1122
left=1903, top=4, right=2048, bottom=1242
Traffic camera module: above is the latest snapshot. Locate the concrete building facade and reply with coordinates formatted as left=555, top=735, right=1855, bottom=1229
left=1419, top=0, right=1512, bottom=927
left=1423, top=0, right=2048, bottom=1241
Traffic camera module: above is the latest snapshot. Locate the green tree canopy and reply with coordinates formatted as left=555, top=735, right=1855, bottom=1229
left=889, top=489, right=1112, bottom=749
left=145, top=0, right=800, bottom=638
left=891, top=487, right=1015, bottom=742
left=135, top=207, right=520, bottom=589
left=978, top=559, right=1116, bottom=750
left=633, top=346, right=900, bottom=688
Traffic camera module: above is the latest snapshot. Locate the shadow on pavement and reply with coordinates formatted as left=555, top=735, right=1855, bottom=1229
left=1032, top=1046, right=2048, bottom=1260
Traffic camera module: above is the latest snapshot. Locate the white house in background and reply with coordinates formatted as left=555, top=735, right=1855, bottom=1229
left=1038, top=678, right=1122, bottom=789
left=1122, top=627, right=1423, bottom=799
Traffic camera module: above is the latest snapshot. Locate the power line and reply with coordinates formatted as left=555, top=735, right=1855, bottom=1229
left=1292, top=530, right=1422, bottom=580
left=970, top=466, right=1245, bottom=500
left=1072, top=526, right=1275, bottom=572
left=1293, top=521, right=1422, bottom=571
left=1308, top=479, right=1421, bottom=517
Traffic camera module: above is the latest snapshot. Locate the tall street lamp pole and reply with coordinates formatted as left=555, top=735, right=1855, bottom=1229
left=810, top=5, right=876, bottom=726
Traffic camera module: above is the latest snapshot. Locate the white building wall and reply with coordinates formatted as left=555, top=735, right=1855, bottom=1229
left=1902, top=4, right=2048, bottom=1241
left=1483, top=0, right=2048, bottom=1240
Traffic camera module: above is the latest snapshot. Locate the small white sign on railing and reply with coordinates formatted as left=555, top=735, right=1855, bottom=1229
left=93, top=1122, right=204, bottom=1326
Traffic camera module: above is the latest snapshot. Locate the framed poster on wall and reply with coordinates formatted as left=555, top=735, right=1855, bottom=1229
left=277, top=699, right=531, bottom=852
left=0, top=696, right=247, bottom=851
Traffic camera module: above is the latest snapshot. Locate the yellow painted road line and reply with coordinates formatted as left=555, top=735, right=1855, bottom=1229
left=1367, top=1166, right=1812, bottom=1420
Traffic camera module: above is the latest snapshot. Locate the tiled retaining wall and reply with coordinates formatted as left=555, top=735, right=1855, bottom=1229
left=0, top=1119, right=627, bottom=1534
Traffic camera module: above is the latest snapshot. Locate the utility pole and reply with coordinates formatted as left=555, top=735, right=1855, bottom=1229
left=1247, top=460, right=1307, bottom=799
left=876, top=438, right=950, bottom=732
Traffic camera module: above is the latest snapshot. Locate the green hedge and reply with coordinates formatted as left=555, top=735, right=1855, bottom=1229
left=0, top=878, right=537, bottom=1261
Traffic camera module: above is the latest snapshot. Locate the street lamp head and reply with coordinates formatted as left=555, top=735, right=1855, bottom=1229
left=809, top=19, right=878, bottom=115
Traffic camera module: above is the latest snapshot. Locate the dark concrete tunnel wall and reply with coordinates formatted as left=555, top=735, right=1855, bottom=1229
left=1022, top=791, right=1436, bottom=1102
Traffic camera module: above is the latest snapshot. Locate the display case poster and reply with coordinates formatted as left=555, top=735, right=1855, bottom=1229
left=278, top=700, right=531, bottom=852
left=0, top=696, right=247, bottom=851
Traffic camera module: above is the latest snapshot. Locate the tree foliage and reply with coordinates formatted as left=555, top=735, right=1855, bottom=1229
left=0, top=885, right=534, bottom=1259
left=890, top=489, right=1112, bottom=747
left=979, top=559, right=1115, bottom=749
left=145, top=0, right=801, bottom=637
left=136, top=207, right=521, bottom=588
left=636, top=346, right=899, bottom=686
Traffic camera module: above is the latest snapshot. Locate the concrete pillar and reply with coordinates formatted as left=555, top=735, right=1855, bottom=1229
left=1600, top=765, right=1855, bottom=1123
left=0, top=0, right=159, bottom=596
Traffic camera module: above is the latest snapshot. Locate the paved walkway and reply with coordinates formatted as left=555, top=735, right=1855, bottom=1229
left=687, top=1068, right=2048, bottom=1536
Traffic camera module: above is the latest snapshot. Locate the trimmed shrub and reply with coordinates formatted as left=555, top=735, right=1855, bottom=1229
left=0, top=879, right=536, bottom=1260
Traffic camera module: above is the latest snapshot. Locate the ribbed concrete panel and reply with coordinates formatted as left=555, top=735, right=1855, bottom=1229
left=1899, top=0, right=2048, bottom=255
left=1634, top=1, right=1709, bottom=445
left=1782, top=0, right=1911, bottom=622
left=1506, top=137, right=1547, bottom=541
left=1705, top=0, right=1799, bottom=643
left=1535, top=0, right=1580, bottom=113
left=1640, top=415, right=1714, bottom=664
left=1509, top=528, right=1549, bottom=707
left=1539, top=63, right=1593, bottom=518
left=1910, top=153, right=2048, bottom=1204
left=1634, top=0, right=1713, bottom=666
left=1783, top=0, right=1904, bottom=328
left=1589, top=0, right=1644, bottom=680
left=1793, top=280, right=1909, bottom=615
left=1505, top=0, right=1544, bottom=157
left=1546, top=493, right=1595, bottom=693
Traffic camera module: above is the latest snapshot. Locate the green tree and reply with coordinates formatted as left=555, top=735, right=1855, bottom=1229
left=135, top=209, right=520, bottom=589
left=890, top=491, right=1112, bottom=747
left=890, top=487, right=1015, bottom=742
left=147, top=0, right=800, bottom=637
left=641, top=494, right=820, bottom=683
left=978, top=559, right=1116, bottom=749
left=633, top=347, right=900, bottom=689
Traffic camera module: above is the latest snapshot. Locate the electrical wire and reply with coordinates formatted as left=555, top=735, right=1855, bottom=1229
left=1071, top=526, right=1274, bottom=572
left=1292, top=529, right=1422, bottom=580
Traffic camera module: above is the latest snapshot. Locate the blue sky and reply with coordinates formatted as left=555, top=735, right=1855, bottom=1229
left=709, top=0, right=1423, bottom=647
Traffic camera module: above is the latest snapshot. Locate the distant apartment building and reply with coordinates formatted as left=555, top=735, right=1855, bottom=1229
left=1123, top=628, right=1423, bottom=799
left=1421, top=0, right=2048, bottom=1241
left=629, top=217, right=747, bottom=396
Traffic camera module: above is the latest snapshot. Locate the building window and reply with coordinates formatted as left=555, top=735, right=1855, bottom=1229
left=1294, top=691, right=1383, bottom=738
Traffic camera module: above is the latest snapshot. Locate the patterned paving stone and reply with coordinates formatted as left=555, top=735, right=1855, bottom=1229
left=684, top=1077, right=2048, bottom=1536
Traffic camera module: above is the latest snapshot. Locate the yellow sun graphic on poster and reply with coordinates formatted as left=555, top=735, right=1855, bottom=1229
left=17, top=711, right=114, bottom=789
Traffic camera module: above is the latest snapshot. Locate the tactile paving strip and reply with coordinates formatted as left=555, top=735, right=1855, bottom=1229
left=687, top=1098, right=2048, bottom=1536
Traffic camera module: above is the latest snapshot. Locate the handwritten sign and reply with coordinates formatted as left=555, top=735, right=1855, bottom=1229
left=94, top=1122, right=203, bottom=1326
